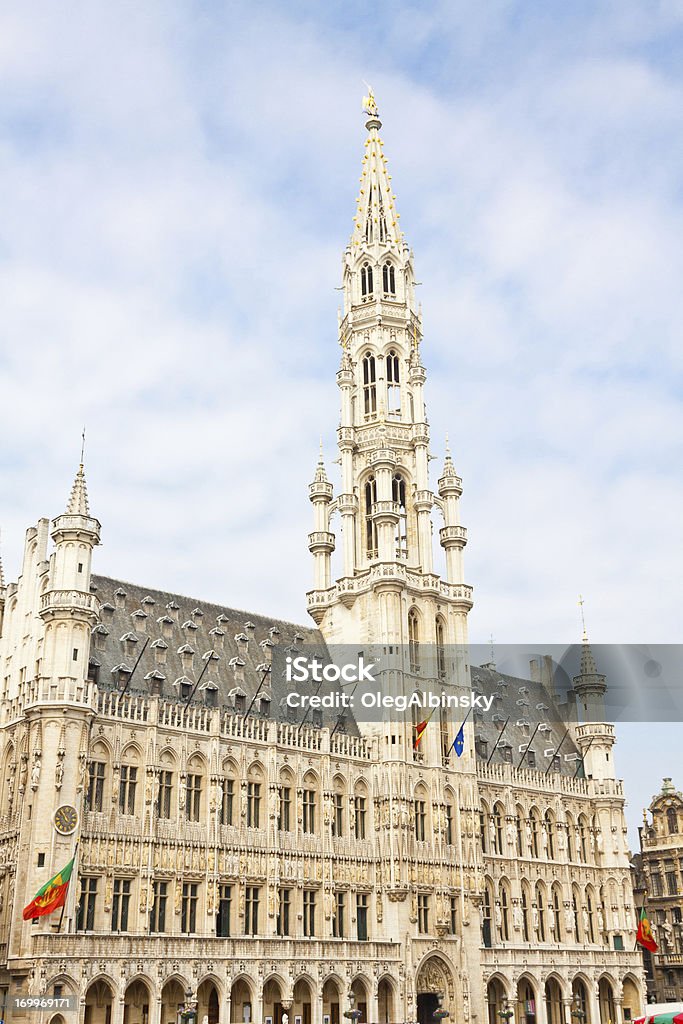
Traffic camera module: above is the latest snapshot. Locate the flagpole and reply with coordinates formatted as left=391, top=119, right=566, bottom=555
left=486, top=717, right=509, bottom=765
left=447, top=707, right=472, bottom=756
left=545, top=727, right=570, bottom=775
left=60, top=841, right=79, bottom=933
left=518, top=722, right=540, bottom=768
left=574, top=735, right=594, bottom=778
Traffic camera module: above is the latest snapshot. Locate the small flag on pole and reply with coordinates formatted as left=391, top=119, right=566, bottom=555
left=451, top=722, right=465, bottom=757
left=414, top=706, right=437, bottom=749
left=448, top=708, right=471, bottom=758
left=636, top=906, right=658, bottom=952
left=23, top=857, right=75, bottom=920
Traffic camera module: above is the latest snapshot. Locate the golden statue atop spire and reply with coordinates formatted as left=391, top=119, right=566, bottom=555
left=362, top=85, right=378, bottom=118
left=578, top=593, right=588, bottom=642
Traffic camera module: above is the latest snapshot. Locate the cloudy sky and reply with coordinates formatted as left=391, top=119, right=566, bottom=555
left=1, top=1, right=681, bottom=841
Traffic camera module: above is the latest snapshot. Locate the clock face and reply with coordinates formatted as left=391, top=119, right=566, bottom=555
left=54, top=804, right=79, bottom=836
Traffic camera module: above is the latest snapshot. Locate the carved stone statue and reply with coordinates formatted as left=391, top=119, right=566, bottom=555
left=532, top=904, right=540, bottom=933
left=54, top=760, right=64, bottom=789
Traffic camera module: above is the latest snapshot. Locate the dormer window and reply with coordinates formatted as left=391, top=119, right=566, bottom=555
left=360, top=262, right=374, bottom=299
left=382, top=262, right=396, bottom=296
left=362, top=353, right=377, bottom=417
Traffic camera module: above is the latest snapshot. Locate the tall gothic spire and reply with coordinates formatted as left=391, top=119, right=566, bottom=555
left=351, top=91, right=403, bottom=252
left=67, top=463, right=91, bottom=517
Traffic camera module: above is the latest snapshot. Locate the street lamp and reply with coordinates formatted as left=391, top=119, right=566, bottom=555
left=498, top=998, right=514, bottom=1024
left=571, top=995, right=586, bottom=1024
left=433, top=993, right=450, bottom=1023
left=180, top=988, right=197, bottom=1024
left=344, top=992, right=362, bottom=1024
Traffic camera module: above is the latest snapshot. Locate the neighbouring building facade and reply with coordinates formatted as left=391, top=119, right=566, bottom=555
left=0, top=97, right=644, bottom=1024
left=633, top=779, right=683, bottom=1003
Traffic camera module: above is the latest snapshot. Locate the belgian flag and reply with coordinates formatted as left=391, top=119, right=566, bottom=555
left=636, top=906, right=658, bottom=953
left=22, top=857, right=75, bottom=921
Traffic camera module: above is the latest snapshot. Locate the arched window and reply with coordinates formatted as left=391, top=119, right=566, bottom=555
left=364, top=187, right=374, bottom=243
left=572, top=889, right=581, bottom=942
left=383, top=262, right=396, bottom=296
left=393, top=473, right=408, bottom=559
left=499, top=883, right=510, bottom=941
left=362, top=353, right=377, bottom=416
left=364, top=476, right=378, bottom=558
left=667, top=806, right=678, bottom=834
left=528, top=809, right=540, bottom=858
left=516, top=807, right=525, bottom=856
left=536, top=883, right=546, bottom=942
left=566, top=814, right=575, bottom=861
left=482, top=882, right=492, bottom=947
left=551, top=884, right=562, bottom=940
left=586, top=887, right=596, bottom=943
left=436, top=617, right=446, bottom=679
left=544, top=810, right=555, bottom=859
left=479, top=806, right=488, bottom=854
left=360, top=261, right=374, bottom=298
left=386, top=350, right=401, bottom=415
left=408, top=609, right=420, bottom=673
left=492, top=803, right=504, bottom=855
left=578, top=815, right=589, bottom=862
left=521, top=885, right=530, bottom=942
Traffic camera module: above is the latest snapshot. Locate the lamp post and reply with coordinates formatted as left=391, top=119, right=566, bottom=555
left=180, top=988, right=197, bottom=1024
left=571, top=995, right=586, bottom=1024
left=433, top=993, right=450, bottom=1023
left=344, top=992, right=362, bottom=1024
left=498, top=998, right=514, bottom=1024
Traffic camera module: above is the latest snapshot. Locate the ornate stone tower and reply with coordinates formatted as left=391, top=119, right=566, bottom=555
left=7, top=463, right=100, bottom=958
left=306, top=92, right=473, bottom=668
left=307, top=94, right=485, bottom=1023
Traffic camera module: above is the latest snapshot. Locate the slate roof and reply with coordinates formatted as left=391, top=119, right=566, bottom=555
left=89, top=575, right=581, bottom=770
left=89, top=574, right=338, bottom=724
left=469, top=664, right=582, bottom=776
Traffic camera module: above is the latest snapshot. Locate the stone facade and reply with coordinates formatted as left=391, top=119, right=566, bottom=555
left=0, top=98, right=644, bottom=1024
left=633, top=779, right=683, bottom=1003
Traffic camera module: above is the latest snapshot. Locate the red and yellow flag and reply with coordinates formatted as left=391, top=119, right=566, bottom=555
left=636, top=906, right=658, bottom=953
left=23, top=857, right=75, bottom=921
left=413, top=707, right=437, bottom=749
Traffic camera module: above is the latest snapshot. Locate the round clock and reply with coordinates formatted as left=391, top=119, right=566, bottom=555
left=54, top=804, right=79, bottom=836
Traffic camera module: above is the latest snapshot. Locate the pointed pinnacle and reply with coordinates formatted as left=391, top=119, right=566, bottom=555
left=67, top=463, right=90, bottom=516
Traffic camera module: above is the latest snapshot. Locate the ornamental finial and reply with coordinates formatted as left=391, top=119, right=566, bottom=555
left=362, top=85, right=379, bottom=119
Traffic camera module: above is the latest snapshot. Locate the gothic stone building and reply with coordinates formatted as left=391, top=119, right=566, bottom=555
left=0, top=102, right=644, bottom=1024
left=633, top=779, right=683, bottom=1003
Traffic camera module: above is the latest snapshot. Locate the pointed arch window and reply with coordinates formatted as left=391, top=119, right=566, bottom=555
left=436, top=617, right=446, bottom=679
left=536, top=883, right=546, bottom=942
left=382, top=262, right=396, bottom=296
left=364, top=187, right=374, bottom=243
left=551, top=885, right=562, bottom=940
left=360, top=262, right=374, bottom=299
left=386, top=349, right=401, bottom=416
left=482, top=882, right=492, bottom=948
left=392, top=473, right=408, bottom=559
left=362, top=353, right=377, bottom=417
left=572, top=889, right=581, bottom=942
left=499, top=883, right=510, bottom=941
left=408, top=609, right=420, bottom=673
left=364, top=475, right=378, bottom=559
left=521, top=886, right=530, bottom=942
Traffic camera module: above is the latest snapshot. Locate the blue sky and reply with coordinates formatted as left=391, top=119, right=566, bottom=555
left=1, top=0, right=682, bottom=844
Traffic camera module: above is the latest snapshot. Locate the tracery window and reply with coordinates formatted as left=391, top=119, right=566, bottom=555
left=383, top=262, right=396, bottom=295
left=360, top=261, right=374, bottom=298
left=364, top=475, right=378, bottom=558
left=362, top=353, right=377, bottom=416
left=393, top=473, right=408, bottom=559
